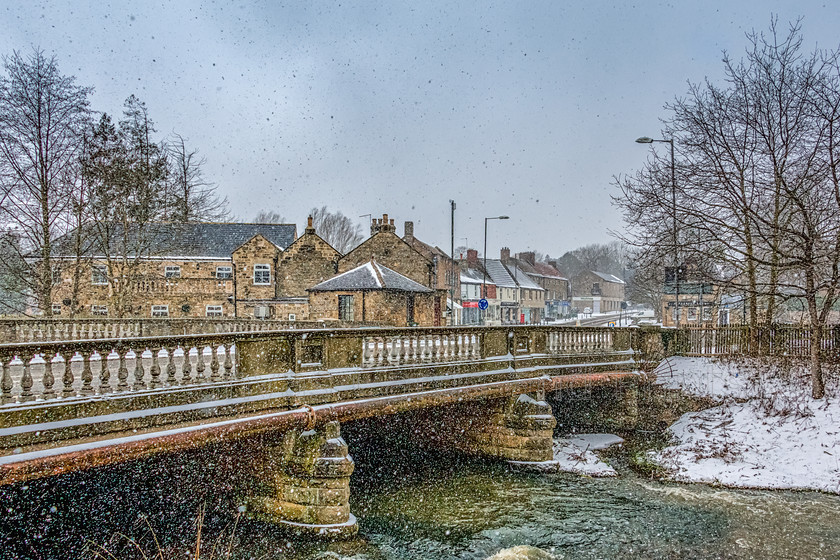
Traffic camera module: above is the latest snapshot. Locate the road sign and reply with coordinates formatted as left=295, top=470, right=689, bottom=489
left=478, top=298, right=489, bottom=310
left=608, top=321, right=616, bottom=327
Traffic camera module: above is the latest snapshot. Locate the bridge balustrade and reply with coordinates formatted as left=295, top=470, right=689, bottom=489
left=0, top=318, right=341, bottom=343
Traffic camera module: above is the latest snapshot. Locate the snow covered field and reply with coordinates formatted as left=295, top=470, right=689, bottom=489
left=652, top=356, right=840, bottom=494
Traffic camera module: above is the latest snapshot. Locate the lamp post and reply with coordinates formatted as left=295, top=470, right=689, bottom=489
left=483, top=215, right=509, bottom=325
left=636, top=136, right=680, bottom=329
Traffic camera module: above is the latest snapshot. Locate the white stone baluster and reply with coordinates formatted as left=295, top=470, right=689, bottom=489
left=195, top=346, right=206, bottom=382
left=132, top=348, right=146, bottom=390
left=117, top=347, right=130, bottom=391
left=1, top=354, right=13, bottom=404
left=98, top=351, right=111, bottom=395
left=61, top=351, right=75, bottom=397
left=149, top=348, right=162, bottom=388
left=210, top=346, right=221, bottom=381
left=165, top=346, right=177, bottom=386
left=42, top=352, right=57, bottom=399
left=224, top=343, right=235, bottom=378
left=181, top=346, right=193, bottom=384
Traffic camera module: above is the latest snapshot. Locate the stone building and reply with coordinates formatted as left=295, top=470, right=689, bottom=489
left=499, top=248, right=545, bottom=324
left=402, top=220, right=460, bottom=323
left=339, top=214, right=446, bottom=325
left=51, top=223, right=297, bottom=319
left=308, top=260, right=436, bottom=326
left=571, top=270, right=625, bottom=314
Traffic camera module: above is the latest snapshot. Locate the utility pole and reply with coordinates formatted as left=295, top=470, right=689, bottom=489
left=449, top=200, right=456, bottom=326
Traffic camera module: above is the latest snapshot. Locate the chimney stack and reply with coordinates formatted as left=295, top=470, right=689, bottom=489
left=305, top=215, right=315, bottom=234
left=500, top=247, right=511, bottom=263
left=467, top=249, right=479, bottom=265
left=404, top=221, right=414, bottom=240
left=519, top=251, right=536, bottom=266
left=370, top=213, right=397, bottom=235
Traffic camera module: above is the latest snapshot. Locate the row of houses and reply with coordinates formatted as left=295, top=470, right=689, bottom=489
left=46, top=214, right=626, bottom=326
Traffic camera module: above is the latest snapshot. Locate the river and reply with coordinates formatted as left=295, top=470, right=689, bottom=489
left=2, top=436, right=839, bottom=559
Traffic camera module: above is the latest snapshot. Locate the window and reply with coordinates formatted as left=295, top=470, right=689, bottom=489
left=206, top=305, right=223, bottom=317
left=254, top=264, right=270, bottom=285
left=51, top=303, right=62, bottom=315
left=338, top=295, right=354, bottom=321
left=92, top=265, right=108, bottom=285
left=288, top=313, right=296, bottom=321
left=215, top=266, right=232, bottom=279
left=165, top=266, right=181, bottom=278
left=52, top=267, right=62, bottom=285
left=91, top=304, right=108, bottom=316
left=151, top=305, right=169, bottom=317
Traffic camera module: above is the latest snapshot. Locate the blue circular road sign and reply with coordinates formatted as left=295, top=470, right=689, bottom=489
left=478, top=298, right=489, bottom=310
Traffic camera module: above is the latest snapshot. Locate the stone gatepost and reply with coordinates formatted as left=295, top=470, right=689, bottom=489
left=465, top=392, right=557, bottom=463
left=247, top=421, right=357, bottom=538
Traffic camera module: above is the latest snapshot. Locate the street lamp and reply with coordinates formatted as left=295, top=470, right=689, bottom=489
left=636, top=136, right=680, bottom=329
left=483, top=215, right=509, bottom=325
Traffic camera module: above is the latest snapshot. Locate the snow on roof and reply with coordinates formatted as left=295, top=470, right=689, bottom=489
left=507, top=264, right=544, bottom=290
left=308, top=260, right=433, bottom=293
left=484, top=259, right=518, bottom=288
left=592, top=271, right=625, bottom=284
left=460, top=268, right=487, bottom=284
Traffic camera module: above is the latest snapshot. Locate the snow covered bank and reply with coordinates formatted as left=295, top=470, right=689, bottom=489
left=511, top=434, right=623, bottom=477
left=651, top=357, right=840, bottom=494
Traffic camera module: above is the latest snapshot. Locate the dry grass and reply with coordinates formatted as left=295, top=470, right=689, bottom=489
left=84, top=505, right=242, bottom=560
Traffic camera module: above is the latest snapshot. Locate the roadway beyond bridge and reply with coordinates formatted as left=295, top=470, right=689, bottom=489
left=0, top=325, right=663, bottom=537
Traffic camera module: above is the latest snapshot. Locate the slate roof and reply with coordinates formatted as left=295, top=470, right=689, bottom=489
left=505, top=264, right=544, bottom=291
left=483, top=259, right=518, bottom=288
left=460, top=268, right=487, bottom=284
left=592, top=271, right=625, bottom=284
left=53, top=223, right=297, bottom=259
left=308, top=260, right=433, bottom=293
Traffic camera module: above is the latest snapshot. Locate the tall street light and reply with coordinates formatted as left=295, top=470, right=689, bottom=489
left=636, top=136, right=680, bottom=328
left=483, top=215, right=509, bottom=325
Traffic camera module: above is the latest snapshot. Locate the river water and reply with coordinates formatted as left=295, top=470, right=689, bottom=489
left=3, top=437, right=840, bottom=559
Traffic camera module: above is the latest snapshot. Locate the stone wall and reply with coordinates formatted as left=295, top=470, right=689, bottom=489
left=339, top=231, right=433, bottom=288
left=51, top=259, right=235, bottom=318
left=276, top=228, right=340, bottom=298
left=232, top=234, right=281, bottom=304
left=309, top=290, right=438, bottom=326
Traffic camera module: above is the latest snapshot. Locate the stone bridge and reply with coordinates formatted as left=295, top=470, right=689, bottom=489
left=0, top=325, right=663, bottom=537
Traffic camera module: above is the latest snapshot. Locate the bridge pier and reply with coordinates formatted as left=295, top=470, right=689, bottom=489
left=246, top=420, right=357, bottom=538
left=463, top=391, right=557, bottom=464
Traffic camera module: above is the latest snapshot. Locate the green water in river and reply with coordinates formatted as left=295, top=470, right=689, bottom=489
left=3, top=438, right=840, bottom=559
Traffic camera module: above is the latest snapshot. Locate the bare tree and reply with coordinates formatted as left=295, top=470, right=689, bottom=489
left=309, top=206, right=363, bottom=254
left=614, top=19, right=840, bottom=397
left=0, top=49, right=92, bottom=315
left=165, top=133, right=229, bottom=222
left=252, top=210, right=286, bottom=223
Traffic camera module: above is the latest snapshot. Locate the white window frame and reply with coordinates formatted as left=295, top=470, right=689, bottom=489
left=165, top=266, right=181, bottom=279
left=151, top=305, right=169, bottom=317
left=91, top=304, right=108, bottom=316
left=215, top=266, right=233, bottom=279
left=288, top=313, right=296, bottom=321
left=92, top=265, right=108, bottom=285
left=51, top=303, right=62, bottom=315
left=206, top=305, right=223, bottom=317
left=254, top=264, right=271, bottom=285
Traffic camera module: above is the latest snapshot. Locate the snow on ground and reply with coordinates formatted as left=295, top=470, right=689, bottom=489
left=509, top=434, right=623, bottom=477
left=651, top=356, right=840, bottom=494
left=552, top=433, right=624, bottom=477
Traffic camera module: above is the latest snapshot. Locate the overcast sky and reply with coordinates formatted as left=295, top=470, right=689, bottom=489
left=2, top=1, right=839, bottom=259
